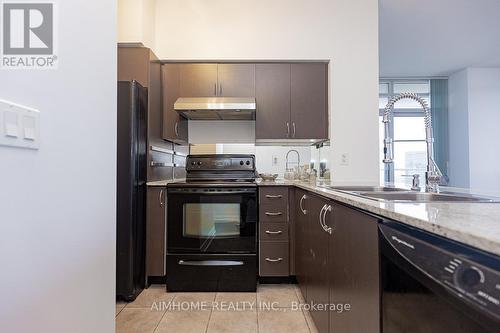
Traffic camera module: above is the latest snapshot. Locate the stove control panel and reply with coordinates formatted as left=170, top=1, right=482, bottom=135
left=186, top=155, right=255, bottom=171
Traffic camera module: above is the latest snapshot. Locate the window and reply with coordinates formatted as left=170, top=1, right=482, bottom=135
left=379, top=80, right=431, bottom=187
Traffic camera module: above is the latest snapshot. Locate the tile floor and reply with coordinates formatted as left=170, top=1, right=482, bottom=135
left=116, top=284, right=318, bottom=333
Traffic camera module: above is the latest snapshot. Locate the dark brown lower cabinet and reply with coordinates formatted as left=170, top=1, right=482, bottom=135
left=294, top=189, right=380, bottom=333
left=306, top=194, right=331, bottom=333
left=294, top=189, right=309, bottom=299
left=146, top=186, right=167, bottom=280
left=328, top=204, right=379, bottom=333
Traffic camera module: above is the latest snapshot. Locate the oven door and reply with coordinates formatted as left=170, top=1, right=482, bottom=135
left=167, top=187, right=257, bottom=254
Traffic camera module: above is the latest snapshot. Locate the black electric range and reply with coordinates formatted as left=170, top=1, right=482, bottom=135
left=166, top=155, right=258, bottom=292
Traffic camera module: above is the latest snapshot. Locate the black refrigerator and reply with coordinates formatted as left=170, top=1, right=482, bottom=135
left=116, top=81, right=148, bottom=301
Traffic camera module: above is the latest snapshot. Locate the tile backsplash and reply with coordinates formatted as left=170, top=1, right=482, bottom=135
left=189, top=143, right=330, bottom=179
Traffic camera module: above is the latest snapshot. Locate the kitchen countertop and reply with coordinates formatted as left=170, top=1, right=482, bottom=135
left=258, top=179, right=500, bottom=256
left=146, top=179, right=185, bottom=187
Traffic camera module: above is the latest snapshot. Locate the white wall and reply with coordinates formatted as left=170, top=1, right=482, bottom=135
left=0, top=1, right=116, bottom=332
left=448, top=67, right=500, bottom=191
left=118, top=0, right=156, bottom=50
left=448, top=69, right=470, bottom=187
left=467, top=68, right=500, bottom=191
left=153, top=0, right=380, bottom=183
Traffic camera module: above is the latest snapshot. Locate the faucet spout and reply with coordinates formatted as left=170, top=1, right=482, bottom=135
left=285, top=149, right=301, bottom=171
left=382, top=92, right=443, bottom=192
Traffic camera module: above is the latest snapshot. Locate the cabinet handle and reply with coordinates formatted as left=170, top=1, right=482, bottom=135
left=214, top=83, right=217, bottom=96
left=286, top=122, right=290, bottom=138
left=265, top=230, right=283, bottom=235
left=322, top=205, right=333, bottom=234
left=265, top=212, right=282, bottom=216
left=319, top=204, right=327, bottom=231
left=292, top=122, right=296, bottom=138
left=265, top=257, right=283, bottom=263
left=265, top=194, right=283, bottom=199
left=159, top=189, right=165, bottom=207
left=300, top=194, right=308, bottom=214
left=219, top=84, right=222, bottom=96
left=174, top=122, right=179, bottom=137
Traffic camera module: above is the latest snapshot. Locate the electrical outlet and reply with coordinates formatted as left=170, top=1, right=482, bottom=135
left=272, top=155, right=279, bottom=166
left=340, top=153, right=349, bottom=166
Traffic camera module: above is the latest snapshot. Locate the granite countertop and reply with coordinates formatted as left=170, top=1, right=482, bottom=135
left=146, top=179, right=186, bottom=187
left=258, top=179, right=500, bottom=256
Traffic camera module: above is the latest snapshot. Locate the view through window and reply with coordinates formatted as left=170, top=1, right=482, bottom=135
left=379, top=80, right=431, bottom=187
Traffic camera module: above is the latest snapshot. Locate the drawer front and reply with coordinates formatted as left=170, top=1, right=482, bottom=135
left=259, top=242, right=290, bottom=276
left=259, top=187, right=289, bottom=205
left=259, top=203, right=288, bottom=223
left=260, top=223, right=289, bottom=242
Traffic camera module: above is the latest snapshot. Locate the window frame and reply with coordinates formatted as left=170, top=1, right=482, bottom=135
left=379, top=79, right=431, bottom=184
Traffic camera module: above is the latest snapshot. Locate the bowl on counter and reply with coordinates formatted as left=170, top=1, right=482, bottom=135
left=259, top=173, right=279, bottom=181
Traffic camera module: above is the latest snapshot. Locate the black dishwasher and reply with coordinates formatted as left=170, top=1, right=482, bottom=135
left=380, top=220, right=500, bottom=332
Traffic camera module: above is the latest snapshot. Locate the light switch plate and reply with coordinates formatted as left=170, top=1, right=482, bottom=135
left=0, top=99, right=40, bottom=149
left=4, top=111, right=19, bottom=137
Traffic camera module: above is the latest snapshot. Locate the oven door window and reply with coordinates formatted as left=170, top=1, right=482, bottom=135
left=167, top=189, right=257, bottom=253
left=184, top=203, right=241, bottom=238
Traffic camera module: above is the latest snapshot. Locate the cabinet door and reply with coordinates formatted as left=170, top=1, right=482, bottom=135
left=148, top=54, right=163, bottom=147
left=161, top=64, right=188, bottom=144
left=294, top=189, right=309, bottom=300
left=307, top=194, right=330, bottom=333
left=291, top=63, right=328, bottom=140
left=146, top=187, right=167, bottom=277
left=255, top=64, right=291, bottom=139
left=117, top=47, right=150, bottom=87
left=179, top=63, right=218, bottom=97
left=328, top=204, right=380, bottom=333
left=217, top=64, right=255, bottom=97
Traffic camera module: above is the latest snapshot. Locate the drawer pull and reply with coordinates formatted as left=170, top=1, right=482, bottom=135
left=265, top=194, right=283, bottom=199
left=265, top=212, right=283, bottom=216
left=265, top=230, right=283, bottom=235
left=265, top=257, right=283, bottom=263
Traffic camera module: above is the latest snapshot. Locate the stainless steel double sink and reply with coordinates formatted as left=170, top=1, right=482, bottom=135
left=321, top=186, right=500, bottom=203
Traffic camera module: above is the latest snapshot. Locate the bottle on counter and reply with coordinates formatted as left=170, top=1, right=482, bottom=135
left=309, top=169, right=317, bottom=184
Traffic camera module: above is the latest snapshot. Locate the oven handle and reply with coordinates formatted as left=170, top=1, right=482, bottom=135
left=168, top=190, right=256, bottom=195
left=178, top=260, right=244, bottom=266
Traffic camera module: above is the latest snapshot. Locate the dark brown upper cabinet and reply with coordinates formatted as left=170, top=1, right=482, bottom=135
left=217, top=64, right=255, bottom=97
left=162, top=64, right=189, bottom=144
left=179, top=63, right=218, bottom=97
left=291, top=63, right=328, bottom=140
left=178, top=63, right=255, bottom=97
left=255, top=62, right=328, bottom=142
left=255, top=64, right=291, bottom=139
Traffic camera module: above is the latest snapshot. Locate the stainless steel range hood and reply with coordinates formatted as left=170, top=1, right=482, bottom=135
left=174, top=97, right=256, bottom=120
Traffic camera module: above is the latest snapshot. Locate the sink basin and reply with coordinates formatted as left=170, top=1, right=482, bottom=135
left=324, top=186, right=408, bottom=192
left=354, top=191, right=500, bottom=203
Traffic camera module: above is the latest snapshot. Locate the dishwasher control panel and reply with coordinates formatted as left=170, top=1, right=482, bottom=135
left=380, top=222, right=500, bottom=321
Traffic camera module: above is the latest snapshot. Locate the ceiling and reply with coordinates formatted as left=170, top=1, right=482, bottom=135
left=379, top=0, right=500, bottom=77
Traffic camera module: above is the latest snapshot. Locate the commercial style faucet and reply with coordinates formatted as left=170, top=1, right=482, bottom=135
left=285, top=149, right=301, bottom=171
left=382, top=92, right=443, bottom=192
